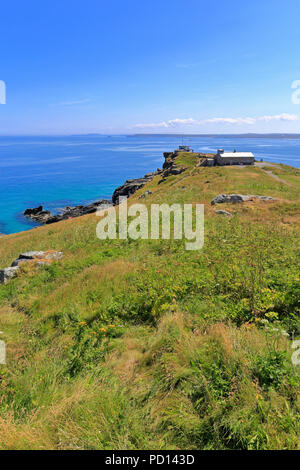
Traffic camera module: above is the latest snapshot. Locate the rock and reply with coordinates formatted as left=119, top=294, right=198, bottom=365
left=168, top=167, right=187, bottom=175
left=24, top=206, right=43, bottom=216
left=112, top=153, right=186, bottom=204
left=139, top=190, right=153, bottom=199
left=0, top=250, right=64, bottom=283
left=24, top=200, right=113, bottom=225
left=112, top=176, right=154, bottom=205
left=0, top=267, right=19, bottom=284
left=11, top=259, right=29, bottom=267
left=229, top=194, right=251, bottom=203
left=11, top=251, right=46, bottom=266
left=157, top=178, right=167, bottom=185
left=215, top=210, right=232, bottom=217
left=43, top=251, right=64, bottom=260
left=211, top=194, right=274, bottom=205
left=254, top=195, right=274, bottom=201
left=19, top=251, right=46, bottom=259
left=162, top=152, right=187, bottom=177
left=11, top=251, right=63, bottom=267
left=211, top=194, right=229, bottom=205
left=24, top=206, right=52, bottom=223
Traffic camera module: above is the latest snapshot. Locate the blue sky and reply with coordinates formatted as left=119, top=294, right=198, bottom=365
left=1, top=0, right=300, bottom=134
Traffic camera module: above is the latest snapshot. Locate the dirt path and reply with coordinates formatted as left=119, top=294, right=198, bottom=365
left=262, top=169, right=292, bottom=186
left=254, top=162, right=292, bottom=186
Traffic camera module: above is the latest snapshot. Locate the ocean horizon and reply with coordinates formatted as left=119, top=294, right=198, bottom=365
left=1, top=134, right=300, bottom=235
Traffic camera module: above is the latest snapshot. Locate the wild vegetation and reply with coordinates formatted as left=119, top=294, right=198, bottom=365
left=0, top=154, right=299, bottom=449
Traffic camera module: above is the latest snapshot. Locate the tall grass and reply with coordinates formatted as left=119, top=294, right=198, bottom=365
left=0, top=157, right=299, bottom=449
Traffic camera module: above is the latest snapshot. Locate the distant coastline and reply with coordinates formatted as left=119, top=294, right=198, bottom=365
left=133, top=133, right=300, bottom=139
left=1, top=134, right=300, bottom=235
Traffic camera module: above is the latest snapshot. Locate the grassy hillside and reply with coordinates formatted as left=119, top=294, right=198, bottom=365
left=0, top=153, right=299, bottom=450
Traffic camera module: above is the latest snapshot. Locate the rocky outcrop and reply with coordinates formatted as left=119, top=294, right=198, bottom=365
left=24, top=206, right=51, bottom=223
left=112, top=171, right=161, bottom=205
left=24, top=200, right=112, bottom=225
left=157, top=152, right=187, bottom=184
left=11, top=250, right=63, bottom=267
left=112, top=177, right=153, bottom=204
left=211, top=194, right=274, bottom=205
left=0, top=250, right=64, bottom=284
left=24, top=151, right=185, bottom=223
left=0, top=267, right=19, bottom=284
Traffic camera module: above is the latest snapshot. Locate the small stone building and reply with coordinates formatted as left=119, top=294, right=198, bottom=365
left=216, top=149, right=255, bottom=166
left=176, top=145, right=194, bottom=153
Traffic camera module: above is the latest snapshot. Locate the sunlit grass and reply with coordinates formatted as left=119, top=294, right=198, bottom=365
left=0, top=155, right=299, bottom=449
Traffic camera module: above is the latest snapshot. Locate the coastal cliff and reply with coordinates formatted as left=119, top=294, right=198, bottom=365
left=1, top=151, right=299, bottom=450
left=24, top=150, right=190, bottom=224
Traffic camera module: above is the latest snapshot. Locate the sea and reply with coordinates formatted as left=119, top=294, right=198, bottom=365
left=0, top=134, right=299, bottom=235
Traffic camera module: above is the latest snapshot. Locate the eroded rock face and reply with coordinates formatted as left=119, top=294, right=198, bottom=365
left=162, top=152, right=187, bottom=177
left=112, top=177, right=153, bottom=204
left=24, top=201, right=112, bottom=225
left=0, top=267, right=19, bottom=284
left=112, top=171, right=161, bottom=205
left=211, top=194, right=274, bottom=205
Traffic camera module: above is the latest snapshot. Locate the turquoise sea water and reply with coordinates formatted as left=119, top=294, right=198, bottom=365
left=0, top=134, right=299, bottom=234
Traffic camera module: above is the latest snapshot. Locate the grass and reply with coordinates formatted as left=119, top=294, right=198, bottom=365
left=0, top=154, right=299, bottom=449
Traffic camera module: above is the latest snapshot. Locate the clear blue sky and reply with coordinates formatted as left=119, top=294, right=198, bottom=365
left=1, top=0, right=300, bottom=134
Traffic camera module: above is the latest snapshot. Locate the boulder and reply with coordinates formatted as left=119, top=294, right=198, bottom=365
left=19, top=251, right=45, bottom=259
left=211, top=194, right=228, bottom=205
left=0, top=267, right=19, bottom=284
left=169, top=167, right=187, bottom=175
left=211, top=194, right=274, bottom=205
left=215, top=210, right=232, bottom=217
left=43, top=251, right=63, bottom=260
left=11, top=251, right=63, bottom=267
left=11, top=251, right=45, bottom=267
left=24, top=206, right=52, bottom=223
left=24, top=206, right=43, bottom=216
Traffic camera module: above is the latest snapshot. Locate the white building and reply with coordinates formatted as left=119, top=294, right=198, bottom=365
left=216, top=149, right=255, bottom=166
